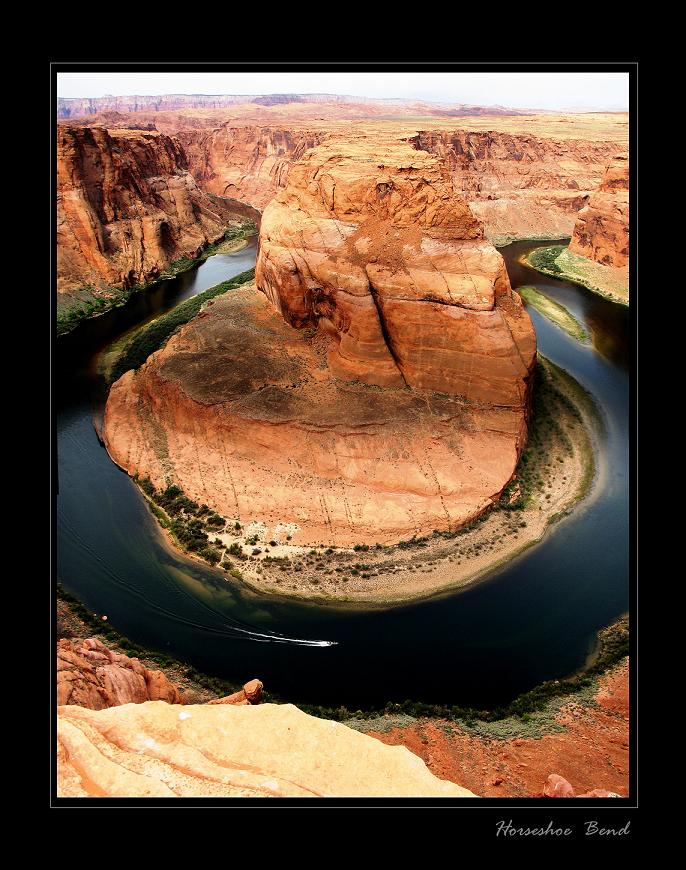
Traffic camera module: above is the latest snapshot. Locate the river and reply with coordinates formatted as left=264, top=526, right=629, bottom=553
left=55, top=238, right=629, bottom=711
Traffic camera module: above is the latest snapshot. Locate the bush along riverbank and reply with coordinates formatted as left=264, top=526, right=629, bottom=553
left=524, top=244, right=629, bottom=307
left=109, top=268, right=254, bottom=383
left=132, top=476, right=247, bottom=581
left=57, top=220, right=257, bottom=337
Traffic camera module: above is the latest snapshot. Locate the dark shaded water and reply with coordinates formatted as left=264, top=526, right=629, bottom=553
left=55, top=239, right=629, bottom=710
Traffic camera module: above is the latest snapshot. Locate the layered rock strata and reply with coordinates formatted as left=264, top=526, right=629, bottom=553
left=105, top=139, right=535, bottom=545
left=411, top=130, right=623, bottom=243
left=177, top=125, right=326, bottom=208
left=256, top=138, right=535, bottom=403
left=57, top=125, right=246, bottom=298
left=569, top=155, right=629, bottom=268
left=57, top=701, right=476, bottom=797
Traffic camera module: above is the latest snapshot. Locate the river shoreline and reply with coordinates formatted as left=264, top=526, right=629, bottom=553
left=524, top=246, right=629, bottom=307
left=131, top=353, right=600, bottom=610
left=56, top=583, right=628, bottom=729
left=56, top=221, right=257, bottom=336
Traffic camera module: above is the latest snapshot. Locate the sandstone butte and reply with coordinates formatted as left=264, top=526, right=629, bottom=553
left=104, top=137, right=537, bottom=546
left=57, top=125, right=251, bottom=303
left=57, top=701, right=475, bottom=798
left=569, top=154, right=629, bottom=268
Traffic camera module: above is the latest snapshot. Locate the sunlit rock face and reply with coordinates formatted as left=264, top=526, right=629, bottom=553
left=569, top=155, right=629, bottom=268
left=57, top=125, right=245, bottom=297
left=57, top=701, right=477, bottom=797
left=256, top=137, right=536, bottom=405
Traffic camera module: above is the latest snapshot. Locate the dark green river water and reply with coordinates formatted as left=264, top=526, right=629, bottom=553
left=55, top=238, right=629, bottom=710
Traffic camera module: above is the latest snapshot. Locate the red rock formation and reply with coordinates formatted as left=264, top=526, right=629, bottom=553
left=104, top=138, right=535, bottom=546
left=208, top=679, right=263, bottom=706
left=57, top=637, right=184, bottom=709
left=367, top=659, right=629, bottom=798
left=177, top=125, right=326, bottom=208
left=57, top=125, right=246, bottom=297
left=256, top=137, right=535, bottom=405
left=412, top=130, right=623, bottom=243
left=58, top=110, right=627, bottom=247
left=543, top=773, right=577, bottom=797
left=542, top=773, right=621, bottom=798
left=569, top=155, right=629, bottom=268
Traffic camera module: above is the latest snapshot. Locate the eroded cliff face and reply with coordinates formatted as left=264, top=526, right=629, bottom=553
left=257, top=138, right=535, bottom=404
left=104, top=138, right=535, bottom=546
left=61, top=114, right=626, bottom=249
left=569, top=155, right=629, bottom=267
left=57, top=125, right=245, bottom=298
left=177, top=125, right=327, bottom=208
left=411, top=130, right=623, bottom=243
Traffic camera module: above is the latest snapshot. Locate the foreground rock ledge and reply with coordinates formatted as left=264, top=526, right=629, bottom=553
left=104, top=138, right=535, bottom=545
left=57, top=701, right=475, bottom=798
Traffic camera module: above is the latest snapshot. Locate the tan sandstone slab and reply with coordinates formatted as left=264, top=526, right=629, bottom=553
left=57, top=701, right=476, bottom=798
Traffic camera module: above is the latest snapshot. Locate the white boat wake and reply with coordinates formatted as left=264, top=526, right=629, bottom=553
left=227, top=626, right=337, bottom=647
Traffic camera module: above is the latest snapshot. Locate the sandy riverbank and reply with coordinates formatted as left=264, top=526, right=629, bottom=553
left=525, top=246, right=629, bottom=307
left=144, top=354, right=600, bottom=608
left=517, top=286, right=589, bottom=343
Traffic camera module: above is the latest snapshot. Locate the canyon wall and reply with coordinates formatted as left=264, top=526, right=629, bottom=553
left=569, top=154, right=629, bottom=267
left=57, top=115, right=627, bottom=254
left=411, top=130, right=622, bottom=243
left=57, top=125, right=246, bottom=298
left=175, top=125, right=623, bottom=241
left=104, top=138, right=535, bottom=546
left=177, top=125, right=327, bottom=208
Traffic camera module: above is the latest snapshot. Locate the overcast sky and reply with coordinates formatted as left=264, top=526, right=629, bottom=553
left=57, top=72, right=629, bottom=111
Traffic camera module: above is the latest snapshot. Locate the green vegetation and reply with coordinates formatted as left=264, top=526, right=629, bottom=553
left=57, top=220, right=257, bottom=337
left=525, top=244, right=629, bottom=307
left=526, top=244, right=565, bottom=276
left=57, top=291, right=119, bottom=335
left=134, top=477, right=225, bottom=568
left=110, top=268, right=254, bottom=382
left=518, top=286, right=589, bottom=343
